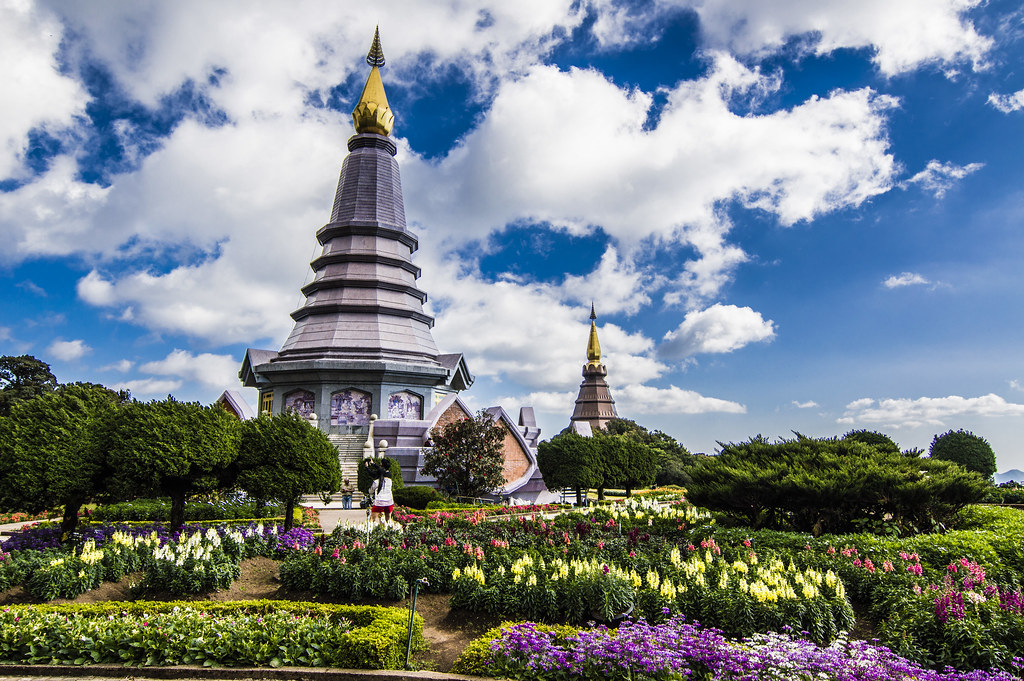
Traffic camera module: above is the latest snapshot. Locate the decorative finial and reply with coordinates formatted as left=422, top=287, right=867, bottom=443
left=586, top=305, right=602, bottom=368
left=366, top=26, right=386, bottom=67
left=352, top=28, right=395, bottom=136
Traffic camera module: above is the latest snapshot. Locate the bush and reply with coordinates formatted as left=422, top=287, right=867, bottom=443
left=930, top=429, right=997, bottom=480
left=393, top=485, right=443, bottom=510
left=0, top=600, right=420, bottom=669
left=91, top=498, right=285, bottom=522
left=689, top=435, right=988, bottom=535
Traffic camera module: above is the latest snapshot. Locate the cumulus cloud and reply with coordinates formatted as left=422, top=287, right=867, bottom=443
left=46, top=339, right=91, bottom=361
left=840, top=394, right=1024, bottom=429
left=615, top=383, right=745, bottom=415
left=0, top=1, right=89, bottom=180
left=419, top=241, right=667, bottom=392
left=139, top=349, right=241, bottom=391
left=902, top=160, right=984, bottom=198
left=682, top=0, right=992, bottom=76
left=511, top=383, right=744, bottom=420
left=659, top=304, right=775, bottom=359
left=792, top=400, right=819, bottom=409
left=988, top=89, right=1024, bottom=113
left=884, top=272, right=930, bottom=288
left=405, top=54, right=897, bottom=306
left=99, top=359, right=134, bottom=373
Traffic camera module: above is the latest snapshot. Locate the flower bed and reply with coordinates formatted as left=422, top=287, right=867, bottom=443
left=1, top=523, right=283, bottom=599
left=0, top=600, right=420, bottom=669
left=453, top=618, right=1023, bottom=681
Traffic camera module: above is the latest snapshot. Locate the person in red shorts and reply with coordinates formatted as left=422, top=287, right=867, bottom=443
left=369, top=469, right=394, bottom=523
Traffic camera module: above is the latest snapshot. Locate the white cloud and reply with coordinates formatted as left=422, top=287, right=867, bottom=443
left=902, top=160, right=984, bottom=198
left=988, top=89, right=1024, bottom=113
left=110, top=378, right=183, bottom=398
left=420, top=242, right=667, bottom=392
left=46, top=339, right=91, bottom=361
left=405, top=55, right=897, bottom=306
left=510, top=382, right=745, bottom=422
left=556, top=246, right=652, bottom=316
left=0, top=326, right=11, bottom=342
left=792, top=400, right=819, bottom=409
left=0, top=157, right=112, bottom=265
left=139, top=349, right=240, bottom=391
left=1010, top=379, right=1023, bottom=392
left=48, top=2, right=586, bottom=118
left=615, top=383, right=745, bottom=415
left=840, top=394, right=1024, bottom=429
left=0, top=1, right=89, bottom=180
left=883, top=272, right=930, bottom=288
left=99, top=359, right=134, bottom=373
left=682, top=0, right=992, bottom=76
left=659, top=304, right=775, bottom=359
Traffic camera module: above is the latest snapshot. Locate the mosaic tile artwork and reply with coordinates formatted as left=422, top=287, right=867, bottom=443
left=388, top=391, right=422, bottom=420
left=284, top=390, right=315, bottom=419
left=331, top=389, right=372, bottom=425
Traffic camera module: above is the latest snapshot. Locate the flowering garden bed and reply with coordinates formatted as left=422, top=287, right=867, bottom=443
left=2, top=496, right=1024, bottom=676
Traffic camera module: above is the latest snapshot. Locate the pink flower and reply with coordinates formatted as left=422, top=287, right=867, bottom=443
left=597, top=540, right=605, bottom=549
left=331, top=549, right=339, bottom=559
left=743, top=539, right=751, bottom=548
left=313, top=546, right=322, bottom=556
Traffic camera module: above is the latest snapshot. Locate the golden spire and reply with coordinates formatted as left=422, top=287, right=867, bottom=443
left=352, top=26, right=395, bottom=136
left=586, top=303, right=602, bottom=368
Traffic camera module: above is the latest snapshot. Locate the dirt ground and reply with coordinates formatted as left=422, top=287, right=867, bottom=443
left=0, top=557, right=501, bottom=672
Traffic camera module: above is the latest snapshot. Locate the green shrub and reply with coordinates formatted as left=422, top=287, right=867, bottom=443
left=689, top=435, right=988, bottom=535
left=930, top=429, right=997, bottom=480
left=91, top=498, right=284, bottom=522
left=393, top=485, right=444, bottom=510
left=0, top=600, right=420, bottom=669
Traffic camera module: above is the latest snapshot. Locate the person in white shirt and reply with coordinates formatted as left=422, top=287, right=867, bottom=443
left=369, top=470, right=394, bottom=523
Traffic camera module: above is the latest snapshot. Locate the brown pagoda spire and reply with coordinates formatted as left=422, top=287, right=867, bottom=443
left=570, top=304, right=618, bottom=432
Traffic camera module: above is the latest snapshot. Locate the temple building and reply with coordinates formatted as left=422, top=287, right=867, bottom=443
left=569, top=305, right=618, bottom=435
left=239, top=30, right=548, bottom=501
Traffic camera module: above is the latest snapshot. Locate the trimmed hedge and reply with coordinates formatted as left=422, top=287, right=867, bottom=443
left=91, top=498, right=285, bottom=522
left=0, top=600, right=421, bottom=669
left=393, top=485, right=444, bottom=510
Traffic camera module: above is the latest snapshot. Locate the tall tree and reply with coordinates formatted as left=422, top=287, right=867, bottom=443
left=930, top=429, right=998, bottom=480
left=600, top=418, right=694, bottom=487
left=98, top=397, right=240, bottom=530
left=0, top=355, right=57, bottom=416
left=0, top=382, right=125, bottom=535
left=537, top=431, right=601, bottom=506
left=597, top=433, right=658, bottom=497
left=235, top=412, right=341, bottom=531
left=422, top=411, right=507, bottom=500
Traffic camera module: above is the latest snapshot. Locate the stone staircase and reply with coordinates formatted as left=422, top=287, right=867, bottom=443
left=302, top=434, right=368, bottom=508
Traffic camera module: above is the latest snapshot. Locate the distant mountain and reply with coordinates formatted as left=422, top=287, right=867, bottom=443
left=996, top=470, right=1024, bottom=484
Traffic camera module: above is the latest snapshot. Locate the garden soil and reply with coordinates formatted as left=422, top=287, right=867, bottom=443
left=0, top=557, right=501, bottom=673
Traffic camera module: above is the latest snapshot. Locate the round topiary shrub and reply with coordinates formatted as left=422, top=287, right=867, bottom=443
left=393, top=485, right=443, bottom=510
left=930, top=429, right=997, bottom=480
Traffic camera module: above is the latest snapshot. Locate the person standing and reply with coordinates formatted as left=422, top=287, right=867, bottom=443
left=369, top=470, right=394, bottom=523
left=340, top=478, right=354, bottom=510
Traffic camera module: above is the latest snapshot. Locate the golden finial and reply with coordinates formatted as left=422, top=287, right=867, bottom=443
left=352, top=26, right=394, bottom=136
left=586, top=303, right=602, bottom=368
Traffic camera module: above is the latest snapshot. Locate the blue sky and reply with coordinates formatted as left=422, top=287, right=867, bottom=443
left=4, top=1, right=1024, bottom=470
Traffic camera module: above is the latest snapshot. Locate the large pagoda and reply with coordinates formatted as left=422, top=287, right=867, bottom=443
left=240, top=28, right=472, bottom=432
